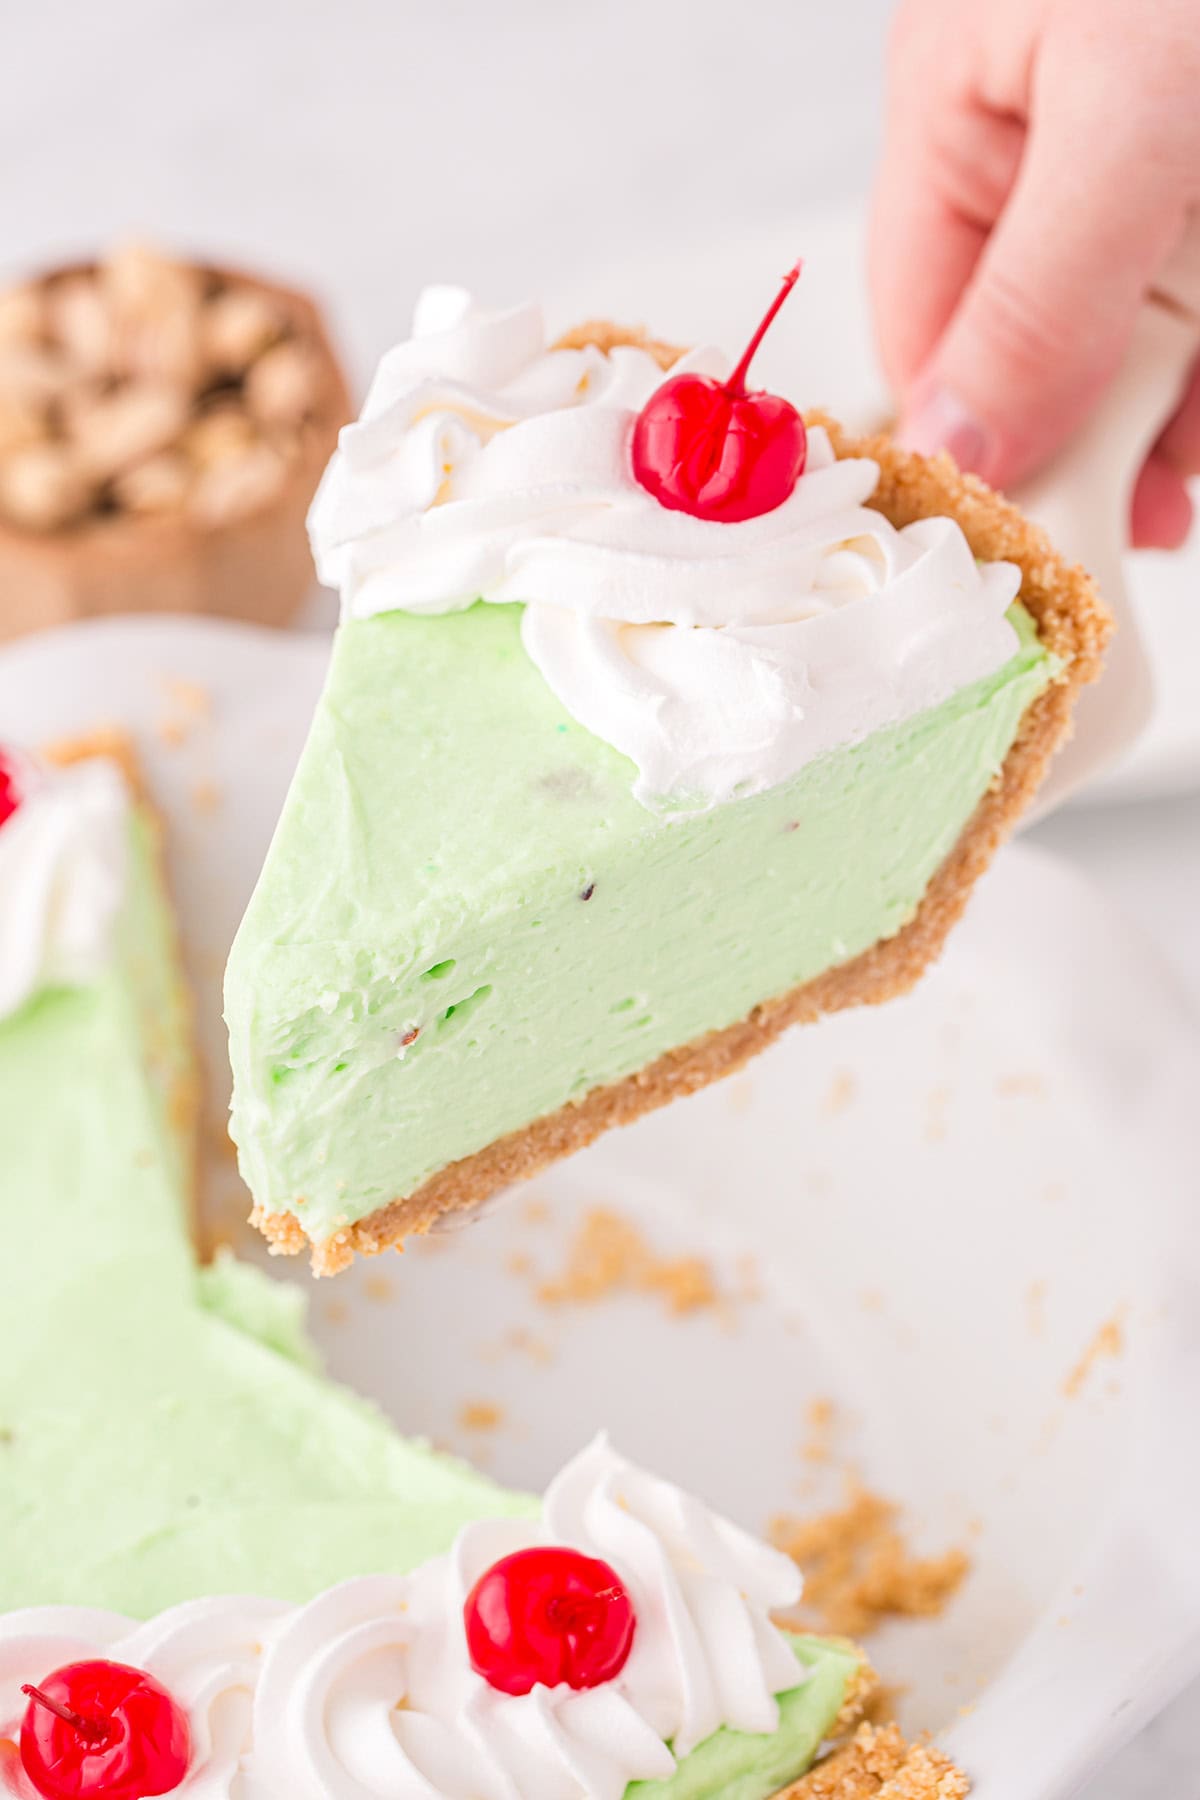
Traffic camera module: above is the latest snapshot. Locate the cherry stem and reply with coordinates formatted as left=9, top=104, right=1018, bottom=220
left=21, top=1685, right=111, bottom=1748
left=725, top=261, right=803, bottom=397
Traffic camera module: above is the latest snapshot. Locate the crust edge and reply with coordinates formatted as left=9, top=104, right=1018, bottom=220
left=44, top=729, right=202, bottom=1221
left=778, top=1722, right=971, bottom=1799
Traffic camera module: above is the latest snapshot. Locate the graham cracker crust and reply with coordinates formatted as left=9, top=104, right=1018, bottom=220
left=780, top=1723, right=970, bottom=1799
left=778, top=1654, right=968, bottom=1798
left=253, top=326, right=1110, bottom=1276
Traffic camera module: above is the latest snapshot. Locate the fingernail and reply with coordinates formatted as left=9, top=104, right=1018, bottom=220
left=897, top=385, right=996, bottom=481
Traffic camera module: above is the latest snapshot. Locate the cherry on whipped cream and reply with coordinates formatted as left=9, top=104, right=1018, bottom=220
left=631, top=261, right=807, bottom=523
left=0, top=749, right=22, bottom=829
left=464, top=1546, right=636, bottom=1696
left=19, top=1661, right=190, bottom=1800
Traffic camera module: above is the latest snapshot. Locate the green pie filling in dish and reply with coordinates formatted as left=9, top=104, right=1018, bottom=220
left=0, top=754, right=880, bottom=1799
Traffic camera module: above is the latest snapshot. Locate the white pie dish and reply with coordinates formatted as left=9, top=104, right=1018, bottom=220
left=1, top=613, right=1198, bottom=1799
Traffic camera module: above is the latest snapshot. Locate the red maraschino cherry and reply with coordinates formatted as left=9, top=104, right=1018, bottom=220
left=631, top=261, right=807, bottom=523
left=0, top=749, right=21, bottom=830
left=464, top=1546, right=636, bottom=1697
left=19, top=1660, right=190, bottom=1800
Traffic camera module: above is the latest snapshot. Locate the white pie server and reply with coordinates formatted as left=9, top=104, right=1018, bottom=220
left=1019, top=222, right=1200, bottom=819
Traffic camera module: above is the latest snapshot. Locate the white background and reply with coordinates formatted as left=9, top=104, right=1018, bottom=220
left=3, top=3, right=1198, bottom=1789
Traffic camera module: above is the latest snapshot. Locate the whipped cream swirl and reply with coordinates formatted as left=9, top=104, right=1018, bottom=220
left=0, top=755, right=129, bottom=1023
left=0, top=1439, right=805, bottom=1800
left=309, top=286, right=1022, bottom=812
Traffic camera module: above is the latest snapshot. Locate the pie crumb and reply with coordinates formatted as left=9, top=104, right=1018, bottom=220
left=801, top=1397, right=836, bottom=1465
left=996, top=1072, right=1046, bottom=1098
left=157, top=676, right=213, bottom=746
left=535, top=1207, right=720, bottom=1316
left=191, top=778, right=222, bottom=815
left=504, top=1327, right=555, bottom=1366
left=459, top=1400, right=505, bottom=1434
left=822, top=1071, right=858, bottom=1116
left=1063, top=1311, right=1125, bottom=1398
left=163, top=676, right=213, bottom=717
left=771, top=1480, right=969, bottom=1639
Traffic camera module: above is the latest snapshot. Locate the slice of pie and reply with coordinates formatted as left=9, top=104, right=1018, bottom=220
left=226, top=285, right=1108, bottom=1274
left=0, top=740, right=965, bottom=1799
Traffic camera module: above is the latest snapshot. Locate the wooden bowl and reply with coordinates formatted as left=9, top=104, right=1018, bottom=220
left=0, top=264, right=351, bottom=641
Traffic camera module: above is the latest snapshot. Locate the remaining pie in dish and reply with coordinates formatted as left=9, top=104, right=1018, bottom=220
left=0, top=740, right=966, bottom=1799
left=225, top=286, right=1109, bottom=1274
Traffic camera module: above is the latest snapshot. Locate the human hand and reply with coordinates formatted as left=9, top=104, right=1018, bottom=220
left=870, top=0, right=1200, bottom=547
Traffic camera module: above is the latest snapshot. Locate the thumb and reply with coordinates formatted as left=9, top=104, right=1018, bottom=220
left=898, top=104, right=1185, bottom=489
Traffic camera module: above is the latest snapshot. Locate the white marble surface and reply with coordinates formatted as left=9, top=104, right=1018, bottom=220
left=0, top=0, right=894, bottom=387
left=3, top=2, right=1198, bottom=1788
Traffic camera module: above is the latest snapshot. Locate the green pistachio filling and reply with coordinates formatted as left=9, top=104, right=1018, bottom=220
left=227, top=600, right=1052, bottom=1244
left=0, top=807, right=858, bottom=1793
